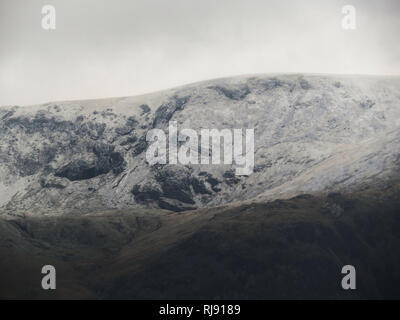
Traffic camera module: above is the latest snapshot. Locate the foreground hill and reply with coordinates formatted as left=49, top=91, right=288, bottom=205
left=1, top=177, right=400, bottom=299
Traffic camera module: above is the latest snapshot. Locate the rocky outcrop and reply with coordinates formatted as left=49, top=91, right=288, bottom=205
left=54, top=145, right=125, bottom=181
left=207, top=84, right=250, bottom=100
left=152, top=95, right=190, bottom=128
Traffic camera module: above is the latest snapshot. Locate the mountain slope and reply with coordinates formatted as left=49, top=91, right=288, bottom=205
left=1, top=74, right=400, bottom=299
left=1, top=74, right=400, bottom=215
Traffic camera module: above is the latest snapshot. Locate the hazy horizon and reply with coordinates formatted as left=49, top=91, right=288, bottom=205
left=4, top=72, right=400, bottom=108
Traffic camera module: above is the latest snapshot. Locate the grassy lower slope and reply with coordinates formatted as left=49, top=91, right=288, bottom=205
left=1, top=180, right=400, bottom=299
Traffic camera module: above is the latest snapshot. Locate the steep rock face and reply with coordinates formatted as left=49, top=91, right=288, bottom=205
left=54, top=146, right=125, bottom=181
left=1, top=74, right=400, bottom=214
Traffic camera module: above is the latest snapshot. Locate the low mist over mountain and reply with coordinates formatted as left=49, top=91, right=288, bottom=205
left=1, top=74, right=400, bottom=215
left=1, top=74, right=400, bottom=299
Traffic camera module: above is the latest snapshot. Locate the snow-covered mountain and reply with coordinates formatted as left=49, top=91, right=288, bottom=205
left=1, top=74, right=400, bottom=215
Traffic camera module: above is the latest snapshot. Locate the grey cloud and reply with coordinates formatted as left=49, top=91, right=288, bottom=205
left=0, top=0, right=399, bottom=106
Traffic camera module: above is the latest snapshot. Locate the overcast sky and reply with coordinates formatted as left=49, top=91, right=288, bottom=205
left=0, top=0, right=399, bottom=106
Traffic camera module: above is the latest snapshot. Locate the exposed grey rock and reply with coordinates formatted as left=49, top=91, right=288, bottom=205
left=155, top=165, right=195, bottom=204
left=207, top=84, right=250, bottom=100
left=115, top=116, right=138, bottom=136
left=40, top=177, right=67, bottom=189
left=152, top=96, right=189, bottom=128
left=299, top=78, right=312, bottom=90
left=360, top=99, right=375, bottom=109
left=132, top=183, right=162, bottom=204
left=120, top=135, right=137, bottom=147
left=55, top=150, right=124, bottom=181
left=139, top=104, right=151, bottom=115
left=131, top=136, right=148, bottom=156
